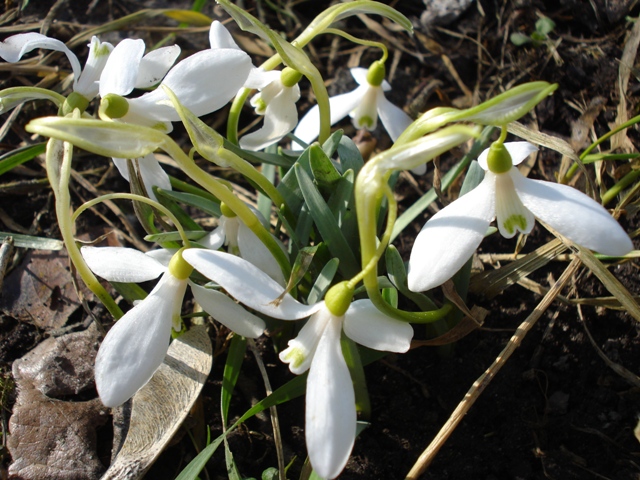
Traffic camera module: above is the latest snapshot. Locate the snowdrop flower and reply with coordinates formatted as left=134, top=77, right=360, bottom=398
left=81, top=246, right=265, bottom=407
left=181, top=249, right=413, bottom=479
left=98, top=21, right=253, bottom=197
left=293, top=61, right=412, bottom=150
left=239, top=67, right=302, bottom=151
left=407, top=141, right=634, bottom=292
left=199, top=202, right=286, bottom=286
left=0, top=33, right=113, bottom=111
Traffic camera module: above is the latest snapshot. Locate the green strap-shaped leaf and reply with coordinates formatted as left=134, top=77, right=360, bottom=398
left=0, top=143, right=46, bottom=176
left=295, top=164, right=360, bottom=278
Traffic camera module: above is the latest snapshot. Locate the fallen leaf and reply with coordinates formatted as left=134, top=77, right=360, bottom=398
left=0, top=249, right=87, bottom=330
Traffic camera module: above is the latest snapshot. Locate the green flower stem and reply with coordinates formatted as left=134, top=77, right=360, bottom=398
left=602, top=168, right=640, bottom=206
left=72, top=193, right=192, bottom=247
left=45, top=138, right=123, bottom=320
left=216, top=148, right=288, bottom=214
left=322, top=28, right=388, bottom=63
left=353, top=162, right=452, bottom=324
left=160, top=138, right=291, bottom=279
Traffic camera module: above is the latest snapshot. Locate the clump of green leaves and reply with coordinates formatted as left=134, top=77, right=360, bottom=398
left=510, top=16, right=556, bottom=47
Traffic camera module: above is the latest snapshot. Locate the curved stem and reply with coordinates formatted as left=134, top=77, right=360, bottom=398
left=161, top=138, right=291, bottom=279
left=72, top=193, right=191, bottom=247
left=46, top=138, right=123, bottom=319
left=323, top=28, right=388, bottom=63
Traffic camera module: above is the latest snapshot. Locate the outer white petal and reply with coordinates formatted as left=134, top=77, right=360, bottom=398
left=190, top=284, right=265, bottom=338
left=239, top=86, right=300, bottom=151
left=512, top=169, right=633, bottom=256
left=112, top=157, right=130, bottom=181
left=182, top=249, right=322, bottom=319
left=199, top=225, right=226, bottom=250
left=119, top=104, right=173, bottom=132
left=237, top=222, right=286, bottom=287
left=306, top=314, right=356, bottom=480
left=129, top=48, right=252, bottom=121
left=145, top=248, right=174, bottom=267
left=244, top=69, right=280, bottom=90
left=292, top=86, right=366, bottom=148
left=137, top=153, right=172, bottom=201
left=376, top=90, right=412, bottom=142
left=81, top=246, right=166, bottom=282
left=343, top=299, right=413, bottom=352
left=99, top=38, right=145, bottom=97
left=135, top=45, right=180, bottom=89
left=75, top=37, right=113, bottom=98
left=478, top=141, right=538, bottom=170
left=407, top=176, right=496, bottom=292
left=0, top=33, right=82, bottom=84
left=279, top=306, right=330, bottom=374
left=94, top=273, right=185, bottom=407
left=209, top=20, right=241, bottom=50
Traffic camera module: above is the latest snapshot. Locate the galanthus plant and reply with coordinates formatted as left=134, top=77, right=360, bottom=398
left=1, top=1, right=636, bottom=479
left=407, top=138, right=634, bottom=292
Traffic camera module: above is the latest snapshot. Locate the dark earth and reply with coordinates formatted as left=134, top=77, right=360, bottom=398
left=1, top=0, right=639, bottom=479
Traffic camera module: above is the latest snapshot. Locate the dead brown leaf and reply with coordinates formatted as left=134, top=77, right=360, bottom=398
left=0, top=250, right=87, bottom=330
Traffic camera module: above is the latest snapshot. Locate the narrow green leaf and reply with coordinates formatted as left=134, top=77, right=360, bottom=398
left=144, top=231, right=206, bottom=243
left=0, top=143, right=46, bottom=176
left=162, top=9, right=212, bottom=25
left=155, top=188, right=203, bottom=231
left=223, top=139, right=295, bottom=167
left=309, top=144, right=341, bottom=187
left=308, top=257, right=339, bottom=305
left=155, top=189, right=221, bottom=218
left=321, top=129, right=344, bottom=159
left=385, top=245, right=436, bottom=311
left=337, top=135, right=364, bottom=175
left=111, top=281, right=148, bottom=303
left=295, top=165, right=360, bottom=278
left=221, top=335, right=247, bottom=425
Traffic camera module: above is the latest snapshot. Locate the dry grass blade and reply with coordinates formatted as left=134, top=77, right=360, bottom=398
left=572, top=244, right=640, bottom=323
left=405, top=258, right=581, bottom=479
left=469, top=238, right=567, bottom=298
left=577, top=305, right=640, bottom=388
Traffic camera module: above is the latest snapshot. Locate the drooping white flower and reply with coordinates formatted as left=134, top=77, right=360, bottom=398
left=181, top=249, right=413, bottom=479
left=98, top=21, right=253, bottom=196
left=293, top=62, right=412, bottom=150
left=199, top=203, right=286, bottom=286
left=239, top=67, right=302, bottom=151
left=407, top=141, right=634, bottom=292
left=82, top=246, right=265, bottom=407
left=0, top=33, right=113, bottom=104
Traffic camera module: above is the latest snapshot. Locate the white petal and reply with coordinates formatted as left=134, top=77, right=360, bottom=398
left=494, top=171, right=535, bottom=238
left=136, top=153, right=172, bottom=201
left=75, top=37, right=113, bottom=98
left=145, top=248, right=175, bottom=267
left=350, top=67, right=369, bottom=86
left=478, top=141, right=538, bottom=170
left=112, top=157, right=130, bottom=181
left=237, top=222, right=287, bottom=287
left=182, top=249, right=321, bottom=319
left=407, top=176, right=496, bottom=292
left=239, top=85, right=300, bottom=151
left=244, top=68, right=280, bottom=90
left=512, top=170, right=634, bottom=256
left=376, top=90, right=412, bottom=142
left=306, top=314, right=356, bottom=480
left=292, top=86, right=366, bottom=149
left=81, top=246, right=166, bottom=282
left=279, top=306, right=330, bottom=374
left=350, top=86, right=379, bottom=130
left=135, top=45, right=180, bottom=89
left=130, top=48, right=252, bottom=121
left=190, top=284, right=265, bottom=338
left=99, top=38, right=145, bottom=97
left=209, top=20, right=241, bottom=50
left=119, top=104, right=173, bottom=132
left=94, top=273, right=186, bottom=407
left=199, top=225, right=225, bottom=250
left=343, top=299, right=413, bottom=352
left=0, top=33, right=82, bottom=84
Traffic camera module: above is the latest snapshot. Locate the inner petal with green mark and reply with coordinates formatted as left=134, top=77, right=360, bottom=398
left=351, top=87, right=379, bottom=130
left=494, top=172, right=535, bottom=238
